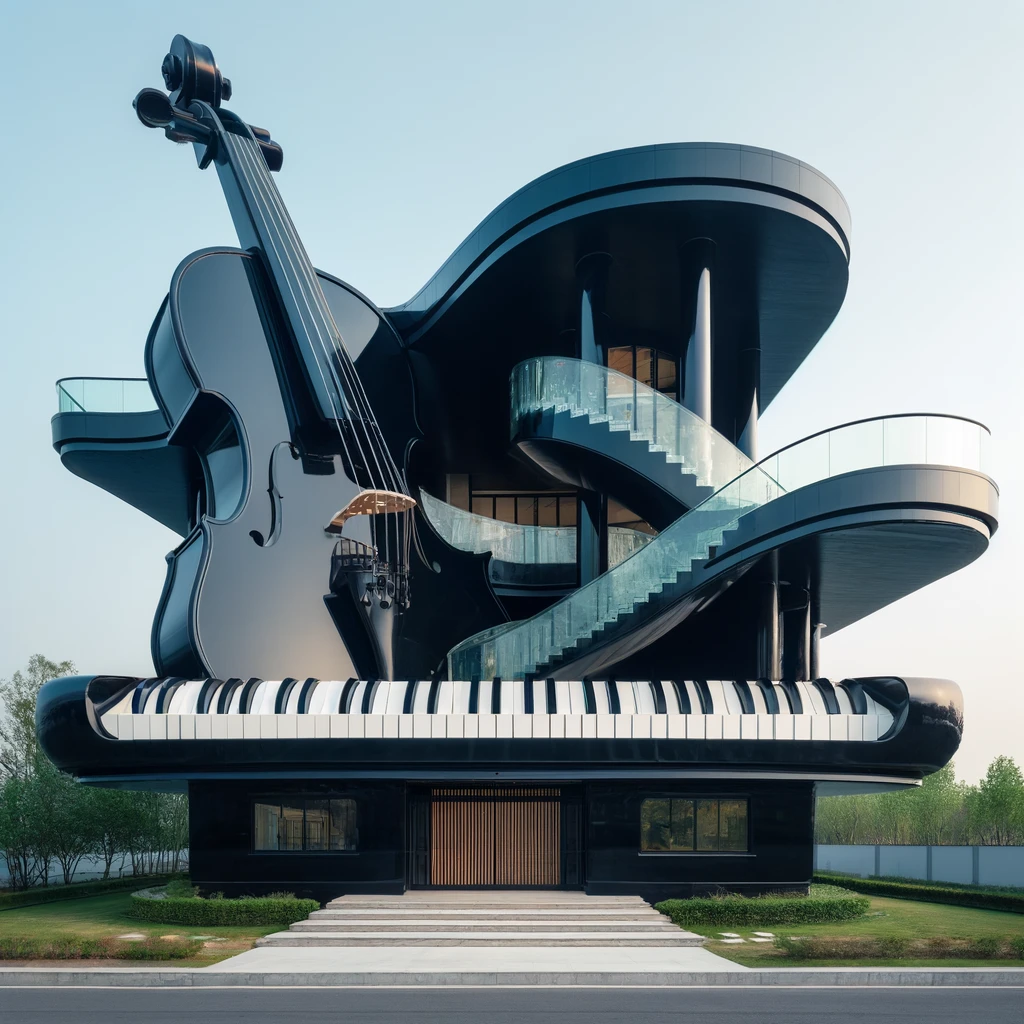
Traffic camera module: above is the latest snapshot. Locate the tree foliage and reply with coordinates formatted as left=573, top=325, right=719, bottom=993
left=816, top=759, right=1024, bottom=846
left=0, top=656, right=188, bottom=890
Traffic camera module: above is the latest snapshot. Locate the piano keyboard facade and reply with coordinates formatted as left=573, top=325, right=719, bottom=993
left=98, top=677, right=894, bottom=743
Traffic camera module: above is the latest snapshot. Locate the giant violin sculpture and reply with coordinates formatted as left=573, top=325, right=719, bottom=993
left=134, top=36, right=420, bottom=682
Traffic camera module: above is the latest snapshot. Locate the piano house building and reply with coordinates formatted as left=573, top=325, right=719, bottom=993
left=38, top=64, right=997, bottom=902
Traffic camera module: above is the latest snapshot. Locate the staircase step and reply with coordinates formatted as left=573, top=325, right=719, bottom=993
left=292, top=920, right=678, bottom=932
left=257, top=930, right=702, bottom=947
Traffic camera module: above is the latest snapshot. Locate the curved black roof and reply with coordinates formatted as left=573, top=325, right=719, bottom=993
left=386, top=143, right=851, bottom=411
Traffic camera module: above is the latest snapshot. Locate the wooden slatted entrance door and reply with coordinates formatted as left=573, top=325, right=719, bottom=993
left=424, top=787, right=563, bottom=888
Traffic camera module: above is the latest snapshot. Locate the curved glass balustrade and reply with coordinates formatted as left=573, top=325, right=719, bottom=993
left=449, top=413, right=991, bottom=679
left=511, top=357, right=756, bottom=491
left=419, top=490, right=652, bottom=583
left=56, top=377, right=157, bottom=414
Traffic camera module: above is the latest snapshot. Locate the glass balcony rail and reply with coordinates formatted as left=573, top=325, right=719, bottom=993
left=510, top=357, right=757, bottom=492
left=56, top=377, right=157, bottom=414
left=448, top=413, right=991, bottom=680
left=419, top=490, right=653, bottom=572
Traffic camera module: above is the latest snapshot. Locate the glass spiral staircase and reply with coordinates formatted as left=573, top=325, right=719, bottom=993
left=448, top=358, right=991, bottom=680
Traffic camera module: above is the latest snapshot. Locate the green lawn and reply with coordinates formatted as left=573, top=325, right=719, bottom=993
left=691, top=895, right=1024, bottom=967
left=0, top=892, right=277, bottom=964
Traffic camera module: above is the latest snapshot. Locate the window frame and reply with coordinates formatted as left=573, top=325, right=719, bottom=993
left=638, top=795, right=752, bottom=856
left=251, top=795, right=359, bottom=855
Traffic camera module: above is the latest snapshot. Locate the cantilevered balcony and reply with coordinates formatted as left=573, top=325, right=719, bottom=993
left=51, top=377, right=192, bottom=535
left=448, top=413, right=997, bottom=681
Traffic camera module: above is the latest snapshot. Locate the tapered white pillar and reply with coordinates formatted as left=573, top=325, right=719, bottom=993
left=683, top=266, right=712, bottom=423
left=737, top=343, right=760, bottom=461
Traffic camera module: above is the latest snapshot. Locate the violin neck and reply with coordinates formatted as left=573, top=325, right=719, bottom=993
left=212, top=112, right=360, bottom=441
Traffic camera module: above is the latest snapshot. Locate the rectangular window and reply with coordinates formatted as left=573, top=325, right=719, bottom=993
left=254, top=797, right=357, bottom=852
left=640, top=798, right=749, bottom=853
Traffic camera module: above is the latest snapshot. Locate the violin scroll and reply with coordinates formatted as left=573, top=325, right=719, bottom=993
left=133, top=35, right=283, bottom=172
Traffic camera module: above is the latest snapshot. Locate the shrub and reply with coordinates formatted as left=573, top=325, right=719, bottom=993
left=0, top=936, right=202, bottom=960
left=772, top=934, right=1024, bottom=961
left=0, top=875, right=174, bottom=912
left=656, top=884, right=869, bottom=927
left=814, top=872, right=1024, bottom=915
left=128, top=890, right=318, bottom=927
left=164, top=878, right=200, bottom=899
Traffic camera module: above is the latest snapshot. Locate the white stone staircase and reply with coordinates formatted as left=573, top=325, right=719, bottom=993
left=256, top=891, right=704, bottom=947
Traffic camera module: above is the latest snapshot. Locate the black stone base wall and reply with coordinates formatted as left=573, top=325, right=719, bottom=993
left=186, top=778, right=815, bottom=902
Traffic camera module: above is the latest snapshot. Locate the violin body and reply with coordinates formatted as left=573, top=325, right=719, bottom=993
left=149, top=248, right=375, bottom=680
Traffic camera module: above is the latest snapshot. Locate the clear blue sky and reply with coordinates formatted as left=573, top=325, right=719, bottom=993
left=1, top=1, right=1020, bottom=782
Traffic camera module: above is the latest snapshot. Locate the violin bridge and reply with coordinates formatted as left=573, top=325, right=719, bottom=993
left=324, top=489, right=417, bottom=534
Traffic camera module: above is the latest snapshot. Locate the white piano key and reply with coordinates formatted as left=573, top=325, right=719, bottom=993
left=507, top=681, right=526, bottom=715
left=411, top=683, right=431, bottom=715
left=349, top=715, right=366, bottom=738
left=631, top=714, right=652, bottom=739
left=568, top=682, right=587, bottom=715
left=864, top=714, right=880, bottom=741
left=590, top=684, right=611, bottom=715
left=248, top=680, right=269, bottom=714
left=564, top=714, right=582, bottom=739
left=430, top=715, right=446, bottom=738
left=582, top=715, right=597, bottom=738
left=398, top=715, right=413, bottom=738
left=367, top=680, right=390, bottom=715
left=811, top=715, right=829, bottom=741
left=463, top=714, right=479, bottom=739
left=383, top=714, right=400, bottom=738
left=496, top=714, right=513, bottom=738
left=118, top=715, right=133, bottom=740
left=549, top=714, right=565, bottom=739
left=683, top=714, right=703, bottom=739
left=149, top=715, right=167, bottom=740
left=446, top=715, right=464, bottom=739
left=435, top=680, right=455, bottom=715
left=364, top=715, right=383, bottom=739
left=329, top=715, right=349, bottom=739
left=651, top=714, right=667, bottom=739
left=705, top=715, right=723, bottom=740
left=167, top=716, right=181, bottom=741
left=740, top=714, right=757, bottom=740
left=478, top=714, right=496, bottom=738
left=142, top=688, right=161, bottom=715
left=749, top=684, right=768, bottom=715
left=531, top=679, right=548, bottom=713
left=413, top=713, right=431, bottom=738
left=452, top=682, right=472, bottom=714
left=833, top=683, right=855, bottom=715
left=278, top=714, right=297, bottom=739
left=513, top=714, right=532, bottom=738
left=228, top=716, right=244, bottom=739
left=774, top=715, right=794, bottom=740
left=829, top=715, right=849, bottom=741
left=799, top=681, right=828, bottom=716
left=705, top=680, right=727, bottom=714
left=554, top=680, right=572, bottom=714
left=614, top=714, right=632, bottom=738
left=297, top=716, right=315, bottom=739
left=682, top=681, right=703, bottom=714
left=848, top=715, right=864, bottom=741
left=533, top=714, right=550, bottom=738
left=756, top=714, right=775, bottom=740
left=722, top=715, right=740, bottom=739
left=285, top=681, right=304, bottom=714
left=616, top=682, right=638, bottom=715
left=242, top=716, right=259, bottom=739
left=596, top=713, right=614, bottom=738
left=384, top=681, right=408, bottom=715
left=477, top=679, right=493, bottom=712
left=258, top=715, right=275, bottom=739
left=793, top=715, right=812, bottom=740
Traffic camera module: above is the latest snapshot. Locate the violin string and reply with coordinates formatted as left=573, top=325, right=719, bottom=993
left=230, top=130, right=403, bottom=576
left=233, top=136, right=399, bottom=575
left=231, top=127, right=410, bottom=583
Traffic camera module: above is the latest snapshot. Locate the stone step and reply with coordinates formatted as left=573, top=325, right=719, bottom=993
left=291, top=919, right=679, bottom=932
left=257, top=930, right=704, bottom=948
left=324, top=899, right=649, bottom=910
left=307, top=913, right=655, bottom=921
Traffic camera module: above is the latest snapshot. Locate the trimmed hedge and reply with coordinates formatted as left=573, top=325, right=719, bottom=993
left=0, top=875, right=174, bottom=912
left=656, top=884, right=869, bottom=927
left=774, top=934, right=1024, bottom=961
left=128, top=890, right=318, bottom=927
left=814, top=872, right=1024, bottom=915
left=0, top=936, right=202, bottom=960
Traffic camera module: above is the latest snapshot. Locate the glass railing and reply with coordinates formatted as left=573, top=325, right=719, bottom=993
left=56, top=377, right=158, bottom=414
left=419, top=490, right=654, bottom=574
left=448, top=413, right=991, bottom=679
left=511, top=357, right=756, bottom=491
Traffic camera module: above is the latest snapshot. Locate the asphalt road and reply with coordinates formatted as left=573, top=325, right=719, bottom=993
left=2, top=986, right=1023, bottom=1023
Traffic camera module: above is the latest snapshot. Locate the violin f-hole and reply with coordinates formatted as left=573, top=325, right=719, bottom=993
left=251, top=441, right=298, bottom=548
